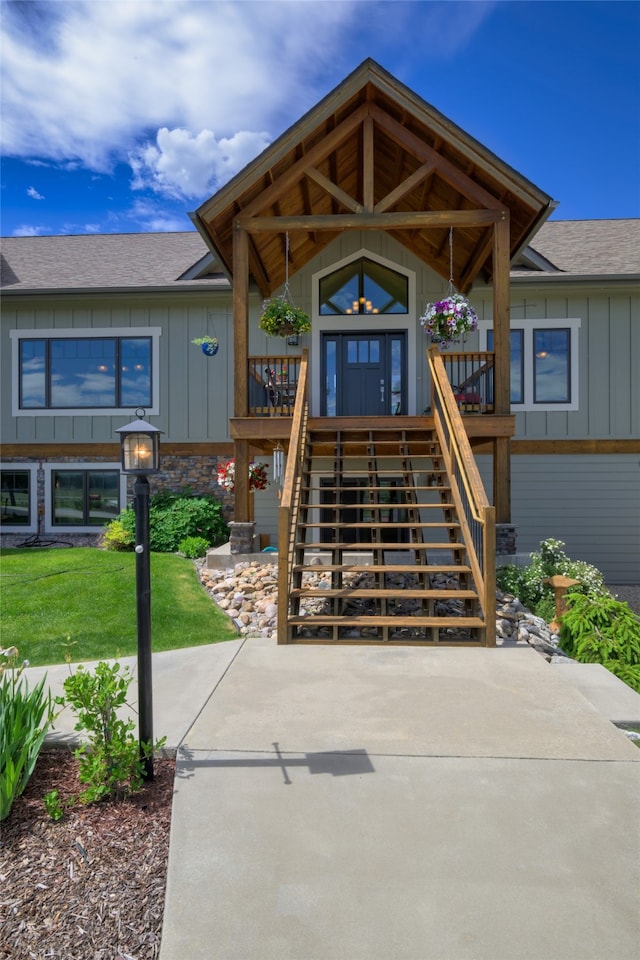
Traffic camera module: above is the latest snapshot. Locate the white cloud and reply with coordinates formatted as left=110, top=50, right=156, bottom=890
left=27, top=186, right=45, bottom=200
left=1, top=1, right=497, bottom=204
left=129, top=126, right=271, bottom=200
left=13, top=224, right=47, bottom=237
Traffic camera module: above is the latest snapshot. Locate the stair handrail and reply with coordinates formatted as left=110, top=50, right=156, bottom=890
left=428, top=345, right=496, bottom=644
left=277, top=348, right=309, bottom=641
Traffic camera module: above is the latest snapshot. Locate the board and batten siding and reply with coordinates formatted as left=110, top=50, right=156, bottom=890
left=472, top=283, right=639, bottom=441
left=1, top=293, right=235, bottom=444
left=477, top=453, right=640, bottom=584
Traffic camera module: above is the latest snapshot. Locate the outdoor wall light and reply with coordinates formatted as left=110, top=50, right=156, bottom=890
left=116, top=409, right=162, bottom=474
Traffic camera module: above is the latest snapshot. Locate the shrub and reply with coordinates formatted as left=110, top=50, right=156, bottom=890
left=59, top=661, right=165, bottom=803
left=179, top=535, right=211, bottom=559
left=559, top=593, right=640, bottom=694
left=1, top=646, right=55, bottom=820
left=496, top=538, right=607, bottom=618
left=103, top=492, right=228, bottom=554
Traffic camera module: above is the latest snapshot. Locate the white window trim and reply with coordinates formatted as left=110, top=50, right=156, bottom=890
left=311, top=249, right=417, bottom=415
left=0, top=462, right=39, bottom=533
left=43, top=462, right=127, bottom=535
left=11, top=326, right=162, bottom=417
left=478, top=317, right=581, bottom=412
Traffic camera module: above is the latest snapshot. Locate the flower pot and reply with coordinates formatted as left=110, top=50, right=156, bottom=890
left=201, top=340, right=219, bottom=356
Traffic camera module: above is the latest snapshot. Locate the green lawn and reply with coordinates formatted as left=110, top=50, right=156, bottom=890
left=0, top=547, right=239, bottom=666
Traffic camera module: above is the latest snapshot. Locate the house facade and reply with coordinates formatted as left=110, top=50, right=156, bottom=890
left=1, top=61, right=638, bottom=587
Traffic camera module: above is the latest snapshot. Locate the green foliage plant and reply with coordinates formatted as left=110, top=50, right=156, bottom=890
left=179, top=535, right=210, bottom=559
left=0, top=646, right=55, bottom=820
left=258, top=295, right=311, bottom=336
left=102, top=492, right=228, bottom=554
left=58, top=661, right=164, bottom=803
left=559, top=593, right=640, bottom=694
left=496, top=538, right=607, bottom=618
left=44, top=788, right=65, bottom=821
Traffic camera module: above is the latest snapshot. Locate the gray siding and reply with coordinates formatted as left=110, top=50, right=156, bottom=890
left=478, top=454, right=640, bottom=584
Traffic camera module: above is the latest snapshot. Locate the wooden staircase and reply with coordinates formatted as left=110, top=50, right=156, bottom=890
left=283, top=425, right=489, bottom=645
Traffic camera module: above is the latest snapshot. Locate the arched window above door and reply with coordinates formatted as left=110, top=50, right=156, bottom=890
left=319, top=257, right=408, bottom=315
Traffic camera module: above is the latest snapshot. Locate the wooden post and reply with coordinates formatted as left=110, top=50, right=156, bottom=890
left=233, top=439, right=250, bottom=523
left=233, top=222, right=249, bottom=419
left=492, top=215, right=511, bottom=524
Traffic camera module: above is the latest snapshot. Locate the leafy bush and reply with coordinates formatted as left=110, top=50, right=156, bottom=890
left=1, top=646, right=55, bottom=820
left=496, top=538, right=607, bottom=618
left=100, top=518, right=134, bottom=551
left=103, top=492, right=228, bottom=554
left=559, top=593, right=640, bottom=694
left=59, top=661, right=165, bottom=803
left=179, top=535, right=211, bottom=559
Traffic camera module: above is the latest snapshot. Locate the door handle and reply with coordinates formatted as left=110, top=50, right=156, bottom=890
left=380, top=379, right=385, bottom=403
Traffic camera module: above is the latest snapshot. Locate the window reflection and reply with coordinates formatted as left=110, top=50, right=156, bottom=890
left=534, top=329, right=570, bottom=402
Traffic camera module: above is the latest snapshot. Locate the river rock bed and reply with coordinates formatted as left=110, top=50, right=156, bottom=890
left=196, top=559, right=570, bottom=660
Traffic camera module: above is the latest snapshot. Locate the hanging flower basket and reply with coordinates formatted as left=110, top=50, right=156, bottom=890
left=419, top=293, right=478, bottom=347
left=216, top=460, right=270, bottom=492
left=192, top=335, right=219, bottom=356
left=258, top=296, right=311, bottom=338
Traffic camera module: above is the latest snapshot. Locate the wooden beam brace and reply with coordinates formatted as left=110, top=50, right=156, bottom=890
left=238, top=209, right=504, bottom=233
left=238, top=102, right=370, bottom=219
left=363, top=115, right=375, bottom=212
left=369, top=103, right=505, bottom=213
left=374, top=161, right=435, bottom=213
left=306, top=167, right=363, bottom=213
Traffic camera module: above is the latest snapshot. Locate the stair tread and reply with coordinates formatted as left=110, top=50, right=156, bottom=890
left=295, top=541, right=466, bottom=550
left=288, top=615, right=486, bottom=627
left=298, top=521, right=459, bottom=529
left=291, top=588, right=478, bottom=599
left=293, top=564, right=472, bottom=573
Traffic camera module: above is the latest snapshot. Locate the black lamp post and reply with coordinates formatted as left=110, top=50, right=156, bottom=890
left=116, top=409, right=163, bottom=780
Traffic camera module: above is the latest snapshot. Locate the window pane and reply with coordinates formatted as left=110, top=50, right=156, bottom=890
left=347, top=340, right=358, bottom=364
left=120, top=338, right=152, bottom=406
left=52, top=470, right=85, bottom=525
left=87, top=471, right=120, bottom=526
left=487, top=329, right=523, bottom=404
left=534, top=329, right=570, bottom=402
left=319, top=258, right=408, bottom=315
left=320, top=263, right=359, bottom=315
left=362, top=259, right=408, bottom=313
left=358, top=341, right=368, bottom=363
left=50, top=339, right=116, bottom=407
left=19, top=340, right=46, bottom=408
left=0, top=470, right=30, bottom=526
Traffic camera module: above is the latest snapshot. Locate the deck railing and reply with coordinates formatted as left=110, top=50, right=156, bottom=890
left=277, top=350, right=309, bottom=642
left=248, top=355, right=300, bottom=417
left=428, top=345, right=496, bottom=645
left=439, top=350, right=495, bottom=414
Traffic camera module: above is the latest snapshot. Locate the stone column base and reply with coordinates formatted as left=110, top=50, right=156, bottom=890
left=229, top=521, right=256, bottom=554
left=496, top=523, right=517, bottom=556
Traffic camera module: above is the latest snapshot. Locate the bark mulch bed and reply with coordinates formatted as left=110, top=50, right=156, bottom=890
left=0, top=749, right=175, bottom=960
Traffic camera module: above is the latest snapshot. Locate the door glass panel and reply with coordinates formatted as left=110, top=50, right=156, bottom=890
left=358, top=341, right=368, bottom=363
left=347, top=340, right=358, bottom=364
left=325, top=339, right=336, bottom=416
left=391, top=338, right=402, bottom=414
left=370, top=340, right=380, bottom=363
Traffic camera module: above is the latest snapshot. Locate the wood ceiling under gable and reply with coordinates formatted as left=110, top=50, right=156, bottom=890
left=192, top=60, right=555, bottom=298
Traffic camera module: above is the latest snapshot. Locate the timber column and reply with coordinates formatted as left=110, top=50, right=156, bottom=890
left=492, top=214, right=512, bottom=525
left=232, top=222, right=251, bottom=523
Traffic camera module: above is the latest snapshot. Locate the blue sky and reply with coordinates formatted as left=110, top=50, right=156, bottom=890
left=1, top=0, right=639, bottom=237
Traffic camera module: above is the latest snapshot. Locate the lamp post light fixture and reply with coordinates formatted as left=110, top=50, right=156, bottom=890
left=115, top=409, right=163, bottom=780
